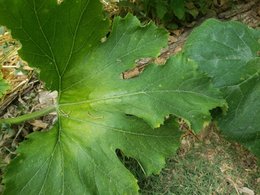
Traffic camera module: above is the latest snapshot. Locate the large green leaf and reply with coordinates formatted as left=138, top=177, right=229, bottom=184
left=220, top=76, right=260, bottom=158
left=184, top=19, right=260, bottom=158
left=0, top=0, right=109, bottom=90
left=0, top=1, right=225, bottom=194
left=5, top=113, right=183, bottom=194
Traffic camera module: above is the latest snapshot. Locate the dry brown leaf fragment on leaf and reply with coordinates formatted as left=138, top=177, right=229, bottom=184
left=122, top=58, right=153, bottom=79
left=173, top=46, right=182, bottom=54
left=154, top=57, right=167, bottom=65
left=122, top=67, right=142, bottom=79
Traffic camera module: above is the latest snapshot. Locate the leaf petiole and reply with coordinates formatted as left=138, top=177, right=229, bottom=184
left=0, top=106, right=57, bottom=125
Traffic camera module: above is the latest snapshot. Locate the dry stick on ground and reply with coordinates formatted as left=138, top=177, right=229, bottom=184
left=0, top=76, right=39, bottom=115
left=218, top=1, right=257, bottom=19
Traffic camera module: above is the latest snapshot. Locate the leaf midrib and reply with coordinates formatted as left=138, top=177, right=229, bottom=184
left=60, top=0, right=90, bottom=77
left=62, top=115, right=175, bottom=138
left=30, top=2, right=92, bottom=193
left=221, top=70, right=260, bottom=89
left=60, top=89, right=220, bottom=107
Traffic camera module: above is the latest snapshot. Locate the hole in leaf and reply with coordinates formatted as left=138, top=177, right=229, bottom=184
left=116, top=149, right=146, bottom=181
left=121, top=58, right=151, bottom=79
left=210, top=107, right=224, bottom=119
left=57, top=0, right=63, bottom=5
left=125, top=113, right=134, bottom=117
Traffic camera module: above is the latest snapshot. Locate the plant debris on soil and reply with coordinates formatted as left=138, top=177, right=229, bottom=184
left=0, top=0, right=260, bottom=194
left=139, top=125, right=260, bottom=194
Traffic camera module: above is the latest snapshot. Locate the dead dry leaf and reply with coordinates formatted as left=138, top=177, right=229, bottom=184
left=238, top=187, right=255, bottom=195
left=38, top=91, right=58, bottom=106
left=29, top=120, right=48, bottom=129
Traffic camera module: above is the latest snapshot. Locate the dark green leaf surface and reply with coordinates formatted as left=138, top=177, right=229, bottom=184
left=0, top=1, right=225, bottom=194
left=171, top=0, right=185, bottom=20
left=184, top=19, right=260, bottom=158
left=0, top=0, right=109, bottom=90
left=220, top=76, right=260, bottom=158
left=184, top=19, right=260, bottom=88
left=0, top=27, right=9, bottom=98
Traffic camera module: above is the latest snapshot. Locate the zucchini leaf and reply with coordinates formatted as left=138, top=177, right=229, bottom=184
left=0, top=1, right=225, bottom=194
left=184, top=19, right=260, bottom=158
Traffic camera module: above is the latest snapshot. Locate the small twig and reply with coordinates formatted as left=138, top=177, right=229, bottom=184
left=218, top=1, right=256, bottom=19
left=11, top=78, right=29, bottom=92
left=226, top=177, right=240, bottom=195
left=2, top=65, right=19, bottom=68
left=179, top=119, right=200, bottom=141
left=101, top=0, right=109, bottom=5
left=4, top=146, right=16, bottom=155
left=11, top=124, right=24, bottom=147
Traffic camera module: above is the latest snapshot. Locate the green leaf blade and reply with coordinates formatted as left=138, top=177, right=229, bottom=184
left=184, top=19, right=260, bottom=158
left=0, top=1, right=226, bottom=194
left=219, top=75, right=260, bottom=158
left=0, top=0, right=109, bottom=90
left=60, top=14, right=169, bottom=99
left=81, top=54, right=226, bottom=131
left=184, top=19, right=260, bottom=88
left=171, top=0, right=185, bottom=20
left=4, top=112, right=181, bottom=195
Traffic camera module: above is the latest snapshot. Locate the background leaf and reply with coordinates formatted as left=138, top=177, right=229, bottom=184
left=220, top=76, right=260, bottom=158
left=0, top=26, right=9, bottom=99
left=170, top=0, right=185, bottom=20
left=0, top=72, right=9, bottom=98
left=184, top=19, right=260, bottom=158
left=184, top=19, right=260, bottom=88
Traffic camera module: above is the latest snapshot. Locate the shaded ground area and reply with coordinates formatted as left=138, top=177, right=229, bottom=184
left=139, top=126, right=260, bottom=194
left=0, top=0, right=260, bottom=194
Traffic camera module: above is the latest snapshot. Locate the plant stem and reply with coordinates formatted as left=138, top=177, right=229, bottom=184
left=0, top=106, right=57, bottom=125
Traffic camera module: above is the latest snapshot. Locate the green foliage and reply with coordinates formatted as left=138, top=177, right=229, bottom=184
left=0, top=71, right=8, bottom=99
left=184, top=19, right=260, bottom=158
left=0, top=27, right=9, bottom=98
left=0, top=0, right=225, bottom=194
left=117, top=0, right=214, bottom=27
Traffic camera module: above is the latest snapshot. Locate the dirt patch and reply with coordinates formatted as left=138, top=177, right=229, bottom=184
left=139, top=125, right=260, bottom=194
